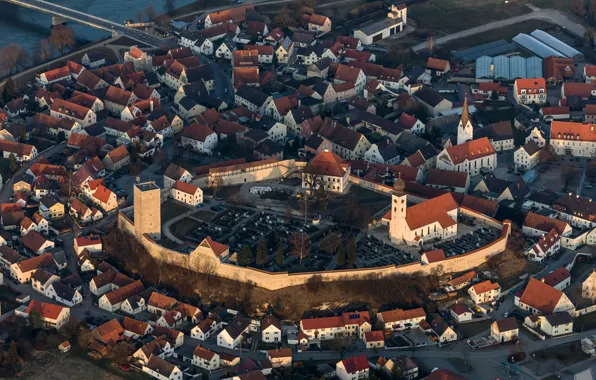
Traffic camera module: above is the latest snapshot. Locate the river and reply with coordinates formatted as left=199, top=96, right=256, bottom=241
left=0, top=0, right=194, bottom=52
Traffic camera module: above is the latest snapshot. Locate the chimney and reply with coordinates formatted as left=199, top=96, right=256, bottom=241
left=150, top=99, right=154, bottom=112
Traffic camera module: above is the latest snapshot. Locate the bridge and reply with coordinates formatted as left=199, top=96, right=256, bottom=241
left=3, top=0, right=166, bottom=46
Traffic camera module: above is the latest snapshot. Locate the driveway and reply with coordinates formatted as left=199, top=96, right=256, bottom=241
left=412, top=6, right=586, bottom=52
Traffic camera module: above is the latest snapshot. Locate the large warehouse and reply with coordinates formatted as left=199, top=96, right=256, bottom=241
left=513, top=29, right=582, bottom=59
left=476, top=55, right=543, bottom=81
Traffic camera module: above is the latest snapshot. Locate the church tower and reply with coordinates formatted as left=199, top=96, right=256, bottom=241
left=389, top=175, right=407, bottom=244
left=457, top=97, right=473, bottom=145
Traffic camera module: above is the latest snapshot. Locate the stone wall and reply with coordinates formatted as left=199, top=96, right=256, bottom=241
left=118, top=211, right=511, bottom=291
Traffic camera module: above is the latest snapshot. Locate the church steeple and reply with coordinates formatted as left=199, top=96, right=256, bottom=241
left=457, top=97, right=473, bottom=145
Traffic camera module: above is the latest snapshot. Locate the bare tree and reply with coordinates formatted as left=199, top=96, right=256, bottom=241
left=49, top=25, right=76, bottom=55
left=145, top=4, right=157, bottom=20
left=60, top=170, right=79, bottom=198
left=539, top=143, right=557, bottom=164
left=201, top=259, right=218, bottom=285
left=136, top=10, right=144, bottom=23
left=426, top=36, right=434, bottom=56
left=274, top=8, right=294, bottom=28
left=290, top=232, right=311, bottom=263
left=164, top=0, right=176, bottom=15
left=32, top=39, right=54, bottom=65
left=209, top=176, right=224, bottom=196
left=0, top=43, right=30, bottom=74
left=320, top=232, right=340, bottom=254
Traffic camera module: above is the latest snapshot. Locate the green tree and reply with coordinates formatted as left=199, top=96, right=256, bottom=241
left=255, top=239, right=268, bottom=267
left=239, top=245, right=254, bottom=266
left=56, top=131, right=66, bottom=142
left=336, top=243, right=345, bottom=267
left=491, top=90, right=499, bottom=100
left=347, top=237, right=357, bottom=267
left=8, top=153, right=18, bottom=173
left=6, top=341, right=20, bottom=373
left=276, top=243, right=284, bottom=266
left=28, top=309, right=43, bottom=329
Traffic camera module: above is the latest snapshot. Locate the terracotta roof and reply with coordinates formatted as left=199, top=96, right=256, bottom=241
left=422, top=249, right=446, bottom=263
left=148, top=292, right=178, bottom=310
left=129, top=47, right=144, bottom=59
left=344, top=49, right=373, bottom=62
left=449, top=303, right=472, bottom=316
left=202, top=236, right=229, bottom=257
left=94, top=318, right=124, bottom=345
left=21, top=230, right=50, bottom=252
left=551, top=121, right=596, bottom=143
left=333, top=82, right=355, bottom=93
left=122, top=316, right=149, bottom=335
left=519, top=278, right=565, bottom=314
left=233, top=49, right=259, bottom=67
left=335, top=64, right=363, bottom=83
left=233, top=67, right=260, bottom=87
left=105, top=86, right=133, bottom=106
left=340, top=354, right=369, bottom=374
left=104, top=280, right=144, bottom=305
left=75, top=235, right=102, bottom=248
left=364, top=330, right=384, bottom=342
left=449, top=270, right=476, bottom=287
left=15, top=253, right=54, bottom=273
left=182, top=123, right=215, bottom=142
left=267, top=348, right=292, bottom=359
left=444, top=137, right=495, bottom=165
left=336, top=36, right=360, bottom=49
left=173, top=180, right=200, bottom=195
left=76, top=70, right=103, bottom=89
left=471, top=280, right=500, bottom=295
left=194, top=345, right=218, bottom=360
left=303, top=150, right=349, bottom=177
left=543, top=56, right=574, bottom=81
left=460, top=195, right=497, bottom=217
left=0, top=140, right=36, bottom=156
left=164, top=164, right=190, bottom=181
left=543, top=267, right=571, bottom=288
left=425, top=369, right=469, bottom=380
left=562, top=82, right=596, bottom=98
left=25, top=300, right=66, bottom=321
left=426, top=57, right=449, bottom=71
left=342, top=311, right=370, bottom=326
left=301, top=316, right=344, bottom=330
left=405, top=193, right=458, bottom=230
left=515, top=78, right=546, bottom=95
left=523, top=212, right=568, bottom=234
left=541, top=106, right=570, bottom=116
left=378, top=308, right=425, bottom=323
left=532, top=228, right=560, bottom=254
left=206, top=4, right=255, bottom=24
left=93, top=185, right=115, bottom=204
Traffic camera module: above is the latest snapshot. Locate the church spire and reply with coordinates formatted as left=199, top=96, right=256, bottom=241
left=460, top=97, right=470, bottom=130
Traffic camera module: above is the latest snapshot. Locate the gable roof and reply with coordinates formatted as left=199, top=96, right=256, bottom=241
left=303, top=150, right=349, bottom=177
left=405, top=193, right=458, bottom=230
left=340, top=354, right=369, bottom=374
left=25, top=300, right=66, bottom=321
left=523, top=212, right=568, bottom=234
left=543, top=267, right=571, bottom=288
left=182, top=123, right=215, bottom=142
left=443, top=137, right=495, bottom=165
left=519, top=278, right=566, bottom=314
left=426, top=168, right=468, bottom=189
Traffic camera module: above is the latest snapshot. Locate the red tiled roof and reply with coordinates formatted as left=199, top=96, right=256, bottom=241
left=378, top=308, right=425, bottom=323
left=194, top=346, right=218, bottom=360
left=444, top=137, right=495, bottom=165
left=471, top=280, right=500, bottom=295
left=301, top=316, right=344, bottom=330
left=42, top=66, right=71, bottom=81
left=173, top=180, right=200, bottom=195
left=75, top=235, right=102, bottom=247
left=523, top=212, right=568, bottom=234
left=543, top=267, right=571, bottom=288
left=519, top=278, right=565, bottom=314
left=93, top=185, right=114, bottom=204
left=515, top=78, right=546, bottom=95
left=449, top=303, right=472, bottom=316
left=182, top=123, right=215, bottom=142
left=423, top=249, right=446, bottom=263
left=335, top=64, right=362, bottom=83
left=541, top=106, right=569, bottom=116
left=364, top=330, right=384, bottom=342
left=426, top=168, right=468, bottom=189
left=203, top=236, right=229, bottom=257
left=426, top=58, right=449, bottom=71
left=551, top=121, right=596, bottom=143
left=405, top=193, right=458, bottom=230
left=25, top=300, right=66, bottom=320
left=562, top=82, right=596, bottom=98
left=104, top=280, right=144, bottom=305
left=340, top=354, right=369, bottom=374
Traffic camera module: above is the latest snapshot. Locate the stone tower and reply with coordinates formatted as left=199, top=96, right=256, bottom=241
left=389, top=174, right=407, bottom=244
left=133, top=182, right=161, bottom=240
left=457, top=97, right=473, bottom=145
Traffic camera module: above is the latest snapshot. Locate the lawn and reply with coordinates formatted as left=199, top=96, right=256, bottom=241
left=408, top=0, right=533, bottom=35
left=532, top=342, right=589, bottom=366
left=434, top=19, right=557, bottom=57
left=161, top=199, right=193, bottom=222
left=170, top=217, right=203, bottom=238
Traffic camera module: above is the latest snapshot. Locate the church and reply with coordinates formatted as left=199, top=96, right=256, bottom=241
left=388, top=177, right=459, bottom=246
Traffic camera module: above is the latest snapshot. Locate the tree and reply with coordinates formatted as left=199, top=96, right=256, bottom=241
left=539, top=143, right=557, bottom=164
left=49, top=25, right=76, bottom=55
left=336, top=243, right=345, bottom=266
left=136, top=10, right=144, bottom=23
left=255, top=239, right=268, bottom=267
left=60, top=170, right=78, bottom=198
left=110, top=341, right=135, bottom=365
left=561, top=165, right=579, bottom=191
left=0, top=43, right=30, bottom=74
left=210, top=176, right=224, bottom=196
left=28, top=309, right=43, bottom=330
left=490, top=90, right=499, bottom=100
left=6, top=341, right=20, bottom=373
left=320, top=232, right=340, bottom=254
left=164, top=0, right=176, bottom=15
left=276, top=243, right=284, bottom=266
left=274, top=8, right=294, bottom=28
left=290, top=232, right=311, bottom=263
left=145, top=4, right=157, bottom=20
left=1, top=78, right=16, bottom=106
left=346, top=237, right=357, bottom=267
left=239, top=245, right=254, bottom=266
left=56, top=131, right=66, bottom=143
left=8, top=153, right=17, bottom=173
left=32, top=39, right=54, bottom=65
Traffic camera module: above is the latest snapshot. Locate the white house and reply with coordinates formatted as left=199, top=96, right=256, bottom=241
left=217, top=316, right=251, bottom=349
left=376, top=308, right=426, bottom=331
left=336, top=355, right=369, bottom=380
left=170, top=181, right=203, bottom=206
left=353, top=4, right=407, bottom=45
left=261, top=315, right=282, bottom=343
left=143, top=355, right=183, bottom=380
left=302, top=150, right=351, bottom=194
left=192, top=346, right=220, bottom=371
left=468, top=280, right=501, bottom=304
left=517, top=278, right=575, bottom=315
left=490, top=318, right=518, bottom=343
left=449, top=304, right=473, bottom=323
left=513, top=78, right=547, bottom=105
left=539, top=313, right=574, bottom=337
left=514, top=141, right=541, bottom=171
left=181, top=123, right=218, bottom=154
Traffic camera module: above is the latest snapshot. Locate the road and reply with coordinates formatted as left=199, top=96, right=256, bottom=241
left=411, top=6, right=586, bottom=52
left=201, top=55, right=235, bottom=106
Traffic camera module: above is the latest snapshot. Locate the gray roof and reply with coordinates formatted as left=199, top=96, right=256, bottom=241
left=355, top=17, right=402, bottom=36
left=413, top=87, right=446, bottom=107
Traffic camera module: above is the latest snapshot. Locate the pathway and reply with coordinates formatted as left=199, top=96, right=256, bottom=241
left=411, top=6, right=585, bottom=52
left=162, top=207, right=201, bottom=244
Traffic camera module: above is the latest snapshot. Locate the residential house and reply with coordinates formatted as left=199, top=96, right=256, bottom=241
left=425, top=168, right=469, bottom=194
left=539, top=313, right=574, bottom=337
left=336, top=355, right=369, bottom=380
left=449, top=304, right=473, bottom=323
left=193, top=346, right=220, bottom=371
left=23, top=300, right=70, bottom=329
left=363, top=331, right=384, bottom=349
left=490, top=318, right=518, bottom=343
left=517, top=278, right=575, bottom=315
left=425, top=58, right=450, bottom=76
left=376, top=308, right=426, bottom=331
left=261, top=315, right=281, bottom=343
left=430, top=316, right=457, bottom=344
left=468, top=280, right=501, bottom=304
left=217, top=316, right=251, bottom=349
left=181, top=123, right=218, bottom=154
left=142, top=355, right=183, bottom=380
left=302, top=150, right=351, bottom=194
left=513, top=78, right=547, bottom=105
left=267, top=348, right=293, bottom=368
left=514, top=141, right=541, bottom=171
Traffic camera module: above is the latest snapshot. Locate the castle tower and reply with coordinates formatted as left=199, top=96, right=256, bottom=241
left=389, top=175, right=407, bottom=244
left=133, top=182, right=161, bottom=240
left=457, top=97, right=473, bottom=145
